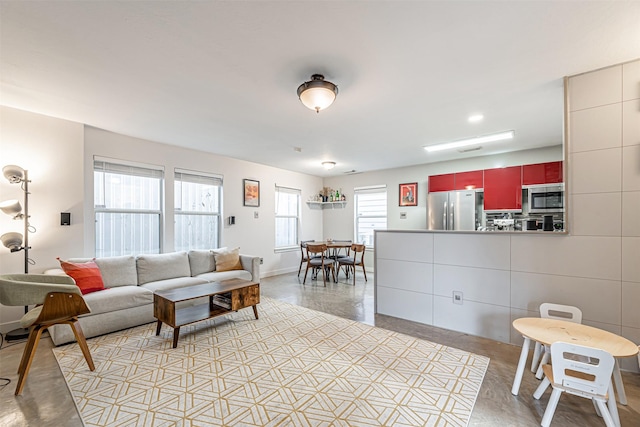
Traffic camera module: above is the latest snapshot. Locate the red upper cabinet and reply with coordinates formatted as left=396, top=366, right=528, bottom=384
left=522, top=161, right=563, bottom=185
left=454, top=170, right=483, bottom=190
left=428, top=173, right=455, bottom=192
left=484, top=166, right=522, bottom=211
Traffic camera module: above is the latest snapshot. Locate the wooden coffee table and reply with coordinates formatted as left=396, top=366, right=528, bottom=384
left=153, top=278, right=259, bottom=348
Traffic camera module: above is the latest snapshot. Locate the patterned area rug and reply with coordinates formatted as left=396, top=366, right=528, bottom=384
left=53, top=297, right=489, bottom=426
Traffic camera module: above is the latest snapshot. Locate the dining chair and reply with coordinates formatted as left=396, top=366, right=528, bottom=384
left=533, top=341, right=616, bottom=427
left=303, top=243, right=336, bottom=286
left=337, top=244, right=367, bottom=286
left=297, top=240, right=316, bottom=277
left=531, top=303, right=582, bottom=379
left=0, top=274, right=95, bottom=395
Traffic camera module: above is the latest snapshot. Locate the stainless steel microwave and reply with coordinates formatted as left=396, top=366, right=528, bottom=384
left=528, top=184, right=564, bottom=213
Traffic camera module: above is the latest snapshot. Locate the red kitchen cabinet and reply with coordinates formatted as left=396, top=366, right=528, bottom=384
left=454, top=170, right=483, bottom=190
left=522, top=161, right=563, bottom=185
left=428, top=173, right=455, bottom=192
left=484, top=166, right=522, bottom=211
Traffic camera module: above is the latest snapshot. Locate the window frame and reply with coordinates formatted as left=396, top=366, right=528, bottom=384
left=274, top=185, right=301, bottom=252
left=354, top=185, right=387, bottom=248
left=174, top=168, right=223, bottom=251
left=93, top=157, right=164, bottom=257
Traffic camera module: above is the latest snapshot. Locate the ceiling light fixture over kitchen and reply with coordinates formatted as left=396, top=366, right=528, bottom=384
left=322, top=161, right=336, bottom=170
left=424, top=130, right=515, bottom=153
left=297, top=74, right=338, bottom=113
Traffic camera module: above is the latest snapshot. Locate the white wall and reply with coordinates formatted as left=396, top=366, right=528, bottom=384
left=321, top=145, right=562, bottom=268
left=83, top=126, right=323, bottom=277
left=374, top=59, right=640, bottom=371
left=0, top=106, right=85, bottom=327
left=0, top=108, right=323, bottom=332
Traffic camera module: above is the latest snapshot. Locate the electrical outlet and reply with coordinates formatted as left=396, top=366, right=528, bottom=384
left=254, top=211, right=259, bottom=219
left=453, top=291, right=463, bottom=305
left=260, top=258, right=264, bottom=265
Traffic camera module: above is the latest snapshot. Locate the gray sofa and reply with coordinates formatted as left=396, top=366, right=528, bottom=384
left=48, top=250, right=260, bottom=345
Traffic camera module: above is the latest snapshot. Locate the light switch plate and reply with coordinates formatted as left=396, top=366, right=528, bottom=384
left=453, top=291, right=463, bottom=305
left=400, top=212, right=407, bottom=219
left=254, top=211, right=259, bottom=219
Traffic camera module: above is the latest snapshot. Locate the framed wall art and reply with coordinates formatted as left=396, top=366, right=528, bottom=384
left=399, top=182, right=417, bottom=206
left=243, top=179, right=260, bottom=207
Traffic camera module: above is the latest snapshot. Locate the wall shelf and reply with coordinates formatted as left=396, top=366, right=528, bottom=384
left=306, top=201, right=347, bottom=209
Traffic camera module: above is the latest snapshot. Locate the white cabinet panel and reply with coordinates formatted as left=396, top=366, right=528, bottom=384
left=511, top=271, right=621, bottom=325
left=376, top=231, right=433, bottom=262
left=570, top=148, right=622, bottom=194
left=376, top=286, right=433, bottom=325
left=376, top=258, right=432, bottom=293
left=433, top=264, right=510, bottom=306
left=568, top=64, right=621, bottom=111
left=623, top=100, right=640, bottom=146
left=511, top=235, right=621, bottom=281
left=433, top=233, right=510, bottom=270
left=570, top=103, right=621, bottom=153
left=622, top=237, right=640, bottom=283
left=571, top=193, right=621, bottom=236
left=623, top=144, right=640, bottom=191
left=433, top=295, right=511, bottom=343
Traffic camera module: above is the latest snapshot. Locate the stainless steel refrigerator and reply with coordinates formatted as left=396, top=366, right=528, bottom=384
left=427, top=190, right=477, bottom=230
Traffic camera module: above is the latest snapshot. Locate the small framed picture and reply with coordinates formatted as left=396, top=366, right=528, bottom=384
left=243, top=179, right=260, bottom=207
left=399, top=182, right=417, bottom=206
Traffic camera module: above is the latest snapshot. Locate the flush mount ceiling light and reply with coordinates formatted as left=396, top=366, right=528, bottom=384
left=297, top=74, right=338, bottom=113
left=322, top=161, right=336, bottom=170
left=424, top=130, right=515, bottom=153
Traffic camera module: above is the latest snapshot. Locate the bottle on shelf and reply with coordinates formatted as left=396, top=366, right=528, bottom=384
left=335, top=189, right=340, bottom=201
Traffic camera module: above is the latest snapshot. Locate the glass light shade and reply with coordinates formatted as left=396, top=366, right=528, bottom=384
left=3, top=165, right=25, bottom=183
left=1, top=232, right=23, bottom=250
left=297, top=74, right=338, bottom=113
left=322, top=161, right=336, bottom=170
left=299, top=87, right=337, bottom=112
left=0, top=199, right=22, bottom=216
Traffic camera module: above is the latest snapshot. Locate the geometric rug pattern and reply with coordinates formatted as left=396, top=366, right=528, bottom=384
left=53, top=297, right=489, bottom=427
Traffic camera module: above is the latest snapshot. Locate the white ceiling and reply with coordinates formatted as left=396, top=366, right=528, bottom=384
left=1, top=1, right=639, bottom=177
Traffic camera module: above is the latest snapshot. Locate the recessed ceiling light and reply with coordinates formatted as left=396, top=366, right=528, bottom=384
left=424, top=130, right=514, bottom=153
left=468, top=114, right=484, bottom=123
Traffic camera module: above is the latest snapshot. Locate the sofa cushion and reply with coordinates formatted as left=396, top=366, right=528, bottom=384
left=68, top=256, right=138, bottom=288
left=213, top=247, right=243, bottom=272
left=81, top=286, right=154, bottom=316
left=137, top=252, right=191, bottom=285
left=188, top=250, right=215, bottom=276
left=58, top=259, right=105, bottom=295
left=95, top=255, right=138, bottom=287
left=140, top=276, right=208, bottom=293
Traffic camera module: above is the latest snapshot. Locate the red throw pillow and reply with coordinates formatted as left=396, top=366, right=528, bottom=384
left=58, top=258, right=105, bottom=295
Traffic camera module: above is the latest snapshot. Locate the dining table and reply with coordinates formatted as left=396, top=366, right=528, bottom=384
left=511, top=317, right=638, bottom=427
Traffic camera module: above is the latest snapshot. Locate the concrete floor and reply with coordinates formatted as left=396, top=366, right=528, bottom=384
left=1, top=271, right=639, bottom=426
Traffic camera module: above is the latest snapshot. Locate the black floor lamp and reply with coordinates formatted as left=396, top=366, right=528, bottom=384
left=1, top=164, right=33, bottom=341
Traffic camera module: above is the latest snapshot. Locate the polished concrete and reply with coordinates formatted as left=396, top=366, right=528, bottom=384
left=1, top=271, right=638, bottom=426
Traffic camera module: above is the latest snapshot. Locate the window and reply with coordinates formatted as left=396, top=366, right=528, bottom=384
left=94, top=158, right=163, bottom=257
left=275, top=186, right=300, bottom=249
left=174, top=169, right=222, bottom=251
left=354, top=186, right=387, bottom=247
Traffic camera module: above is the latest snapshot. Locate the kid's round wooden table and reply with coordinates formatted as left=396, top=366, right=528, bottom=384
left=511, top=317, right=638, bottom=427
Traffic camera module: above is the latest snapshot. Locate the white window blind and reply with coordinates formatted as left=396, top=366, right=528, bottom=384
left=354, top=185, right=387, bottom=247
